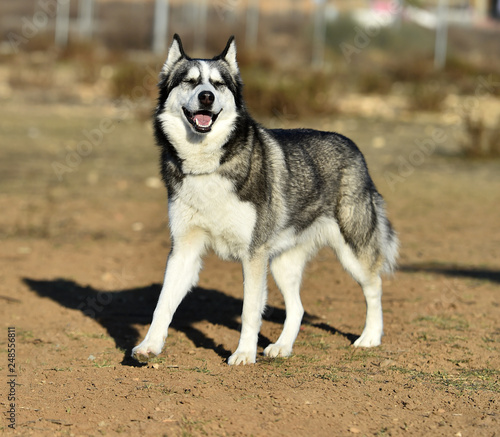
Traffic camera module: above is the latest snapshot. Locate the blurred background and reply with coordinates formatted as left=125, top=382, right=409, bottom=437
left=1, top=0, right=499, bottom=123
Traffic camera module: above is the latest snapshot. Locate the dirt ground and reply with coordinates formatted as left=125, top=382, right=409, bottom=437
left=1, top=97, right=499, bottom=437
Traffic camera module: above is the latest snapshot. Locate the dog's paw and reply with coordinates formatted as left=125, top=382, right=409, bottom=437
left=227, top=350, right=256, bottom=365
left=353, top=330, right=382, bottom=348
left=263, top=343, right=292, bottom=358
left=131, top=342, right=163, bottom=362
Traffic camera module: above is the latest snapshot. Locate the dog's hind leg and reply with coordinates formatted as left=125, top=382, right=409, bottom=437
left=228, top=251, right=268, bottom=365
left=264, top=245, right=309, bottom=358
left=352, top=274, right=383, bottom=347
left=132, top=230, right=207, bottom=362
left=330, top=237, right=384, bottom=348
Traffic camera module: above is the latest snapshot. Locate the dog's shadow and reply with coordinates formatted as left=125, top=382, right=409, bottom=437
left=22, top=278, right=357, bottom=365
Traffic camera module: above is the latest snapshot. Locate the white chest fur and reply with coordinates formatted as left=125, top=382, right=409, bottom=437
left=169, top=174, right=257, bottom=260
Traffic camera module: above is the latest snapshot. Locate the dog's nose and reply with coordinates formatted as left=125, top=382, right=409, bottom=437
left=198, top=91, right=215, bottom=107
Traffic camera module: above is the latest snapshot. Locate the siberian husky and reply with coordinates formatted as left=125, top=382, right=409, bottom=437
left=132, top=35, right=398, bottom=365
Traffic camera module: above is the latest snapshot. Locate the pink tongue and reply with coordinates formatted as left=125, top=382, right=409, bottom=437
left=194, top=113, right=211, bottom=126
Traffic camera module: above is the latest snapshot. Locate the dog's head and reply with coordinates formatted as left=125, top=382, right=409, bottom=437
left=156, top=34, right=243, bottom=144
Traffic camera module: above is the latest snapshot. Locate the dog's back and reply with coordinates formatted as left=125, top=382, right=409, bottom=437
left=218, top=122, right=398, bottom=274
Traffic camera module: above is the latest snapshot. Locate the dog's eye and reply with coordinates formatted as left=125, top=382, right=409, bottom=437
left=211, top=81, right=225, bottom=88
left=183, top=78, right=198, bottom=85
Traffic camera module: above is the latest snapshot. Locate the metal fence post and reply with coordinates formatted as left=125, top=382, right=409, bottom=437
left=312, top=0, right=326, bottom=69
left=246, top=0, right=259, bottom=50
left=78, top=0, right=94, bottom=40
left=55, top=0, right=70, bottom=47
left=153, top=0, right=169, bottom=55
left=434, top=0, right=449, bottom=69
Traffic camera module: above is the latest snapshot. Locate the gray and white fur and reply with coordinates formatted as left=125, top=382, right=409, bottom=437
left=132, top=35, right=398, bottom=365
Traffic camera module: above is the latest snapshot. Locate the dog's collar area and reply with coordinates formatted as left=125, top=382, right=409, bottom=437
left=183, top=107, right=221, bottom=133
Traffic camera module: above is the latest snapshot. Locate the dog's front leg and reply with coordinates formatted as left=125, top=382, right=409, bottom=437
left=132, top=231, right=206, bottom=362
left=228, top=252, right=268, bottom=365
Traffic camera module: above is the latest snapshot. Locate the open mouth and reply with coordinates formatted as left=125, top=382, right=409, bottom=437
left=182, top=108, right=221, bottom=133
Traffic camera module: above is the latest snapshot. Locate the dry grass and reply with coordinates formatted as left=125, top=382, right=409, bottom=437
left=461, top=114, right=500, bottom=158
left=241, top=65, right=339, bottom=118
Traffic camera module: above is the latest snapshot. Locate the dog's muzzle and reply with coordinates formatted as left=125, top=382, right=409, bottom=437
left=182, top=108, right=222, bottom=133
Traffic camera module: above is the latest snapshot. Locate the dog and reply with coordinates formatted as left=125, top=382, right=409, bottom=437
left=132, top=34, right=398, bottom=365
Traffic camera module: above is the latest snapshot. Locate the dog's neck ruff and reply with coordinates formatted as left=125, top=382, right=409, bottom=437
left=181, top=166, right=219, bottom=176
left=178, top=152, right=222, bottom=175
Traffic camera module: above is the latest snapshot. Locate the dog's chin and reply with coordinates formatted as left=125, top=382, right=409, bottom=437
left=182, top=108, right=221, bottom=134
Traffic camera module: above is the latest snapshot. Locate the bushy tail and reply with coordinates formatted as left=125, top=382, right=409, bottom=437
left=374, top=195, right=399, bottom=274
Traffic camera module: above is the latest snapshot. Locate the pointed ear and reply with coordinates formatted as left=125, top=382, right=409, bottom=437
left=161, top=34, right=186, bottom=77
left=219, top=36, right=239, bottom=76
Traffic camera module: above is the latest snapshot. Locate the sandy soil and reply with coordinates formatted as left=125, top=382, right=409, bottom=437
left=1, top=102, right=499, bottom=436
